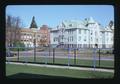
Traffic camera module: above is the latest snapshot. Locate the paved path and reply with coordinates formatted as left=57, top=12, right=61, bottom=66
left=6, top=62, right=114, bottom=73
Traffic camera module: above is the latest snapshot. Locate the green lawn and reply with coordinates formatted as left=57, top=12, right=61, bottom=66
left=6, top=64, right=114, bottom=79
left=6, top=57, right=114, bottom=68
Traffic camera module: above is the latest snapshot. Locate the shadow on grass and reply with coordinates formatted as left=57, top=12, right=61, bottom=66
left=7, top=73, right=78, bottom=79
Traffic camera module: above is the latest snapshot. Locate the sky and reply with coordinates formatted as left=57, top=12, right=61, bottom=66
left=6, top=5, right=114, bottom=28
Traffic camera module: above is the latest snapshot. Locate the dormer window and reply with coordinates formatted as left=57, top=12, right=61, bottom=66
left=69, top=24, right=72, bottom=27
left=62, top=22, right=66, bottom=27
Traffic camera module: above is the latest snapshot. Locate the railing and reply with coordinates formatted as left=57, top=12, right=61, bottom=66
left=6, top=46, right=114, bottom=69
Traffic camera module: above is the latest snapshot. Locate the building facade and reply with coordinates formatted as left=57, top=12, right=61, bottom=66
left=20, top=28, right=39, bottom=47
left=39, top=25, right=51, bottom=46
left=6, top=16, right=51, bottom=48
left=50, top=17, right=114, bottom=48
left=19, top=25, right=51, bottom=47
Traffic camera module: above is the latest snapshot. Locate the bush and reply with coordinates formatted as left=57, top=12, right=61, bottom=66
left=97, top=50, right=113, bottom=54
left=10, top=41, right=25, bottom=51
left=106, top=50, right=112, bottom=54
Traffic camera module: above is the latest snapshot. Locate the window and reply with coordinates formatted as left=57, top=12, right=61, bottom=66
left=68, top=30, right=70, bottom=34
left=56, top=38, right=58, bottom=41
left=96, top=39, right=98, bottom=42
left=54, top=37, right=58, bottom=42
left=71, top=30, right=73, bottom=34
left=54, top=37, right=56, bottom=42
left=79, top=29, right=81, bottom=34
left=84, top=36, right=86, bottom=41
left=68, top=37, right=69, bottom=42
left=72, top=36, right=73, bottom=41
left=70, top=36, right=73, bottom=41
left=84, top=30, right=86, bottom=34
left=70, top=37, right=71, bottom=42
left=68, top=30, right=69, bottom=34
left=69, top=30, right=73, bottom=34
left=69, top=24, right=72, bottom=27
left=91, top=37, right=92, bottom=41
left=106, top=32, right=108, bottom=35
left=79, top=36, right=81, bottom=41
left=95, top=31, right=97, bottom=36
left=91, top=30, right=93, bottom=35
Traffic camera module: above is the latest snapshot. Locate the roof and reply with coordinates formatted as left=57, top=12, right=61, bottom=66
left=51, top=18, right=114, bottom=32
left=20, top=28, right=40, bottom=33
left=57, top=20, right=89, bottom=30
left=87, top=17, right=96, bottom=24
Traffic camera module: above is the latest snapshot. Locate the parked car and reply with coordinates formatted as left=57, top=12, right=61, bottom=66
left=6, top=52, right=15, bottom=57
left=6, top=48, right=17, bottom=57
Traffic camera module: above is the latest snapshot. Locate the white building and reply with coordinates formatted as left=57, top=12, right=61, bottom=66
left=50, top=17, right=114, bottom=48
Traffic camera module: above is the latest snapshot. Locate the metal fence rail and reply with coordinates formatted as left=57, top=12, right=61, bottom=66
left=6, top=47, right=114, bottom=69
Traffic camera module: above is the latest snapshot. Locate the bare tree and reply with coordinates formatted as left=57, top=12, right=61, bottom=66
left=39, top=35, right=47, bottom=47
left=6, top=15, right=23, bottom=47
left=14, top=16, right=21, bottom=42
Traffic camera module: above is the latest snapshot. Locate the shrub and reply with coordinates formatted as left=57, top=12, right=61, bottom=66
left=10, top=41, right=25, bottom=51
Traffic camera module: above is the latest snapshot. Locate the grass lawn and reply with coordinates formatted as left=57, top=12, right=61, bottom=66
left=6, top=64, right=114, bottom=79
left=6, top=57, right=114, bottom=68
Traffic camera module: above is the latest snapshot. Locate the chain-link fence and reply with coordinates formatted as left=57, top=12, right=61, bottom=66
left=6, top=47, right=114, bottom=69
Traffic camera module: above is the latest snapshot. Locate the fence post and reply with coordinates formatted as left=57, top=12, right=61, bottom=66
left=34, top=46, right=36, bottom=62
left=99, top=48, right=100, bottom=67
left=45, top=51, right=47, bottom=64
left=74, top=48, right=76, bottom=65
left=25, top=47, right=28, bottom=63
left=17, top=47, right=19, bottom=61
left=68, top=48, right=70, bottom=67
left=53, top=48, right=55, bottom=64
left=93, top=48, right=96, bottom=71
left=49, top=46, right=50, bottom=57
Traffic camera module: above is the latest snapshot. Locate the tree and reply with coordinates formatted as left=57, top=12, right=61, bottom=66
left=29, top=16, right=38, bottom=28
left=6, top=15, right=12, bottom=28
left=109, top=20, right=113, bottom=28
left=38, top=35, right=47, bottom=47
left=6, top=15, right=22, bottom=47
left=12, top=41, right=25, bottom=51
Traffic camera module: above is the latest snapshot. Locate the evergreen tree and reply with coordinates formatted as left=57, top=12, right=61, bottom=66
left=30, top=16, right=38, bottom=28
left=109, top=20, right=113, bottom=28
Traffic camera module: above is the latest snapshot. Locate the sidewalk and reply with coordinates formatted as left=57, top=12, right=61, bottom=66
left=6, top=62, right=114, bottom=73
